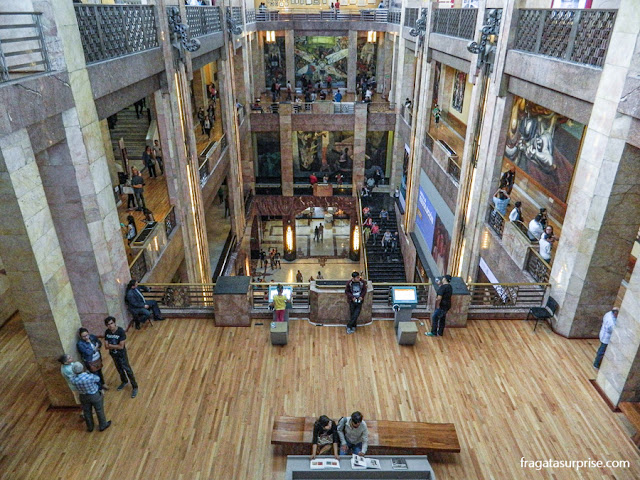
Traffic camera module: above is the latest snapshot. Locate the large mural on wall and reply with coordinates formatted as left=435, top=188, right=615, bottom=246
left=264, top=37, right=286, bottom=87
left=503, top=96, right=585, bottom=204
left=451, top=70, right=466, bottom=113
left=293, top=131, right=354, bottom=182
left=255, top=133, right=281, bottom=182
left=356, top=37, right=377, bottom=80
left=294, top=36, right=348, bottom=87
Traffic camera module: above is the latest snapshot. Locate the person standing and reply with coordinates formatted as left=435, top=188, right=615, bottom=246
left=104, top=316, right=139, bottom=398
left=58, top=354, right=79, bottom=402
left=203, top=115, right=212, bottom=139
left=269, top=284, right=287, bottom=322
left=539, top=226, right=558, bottom=263
left=371, top=223, right=380, bottom=245
left=501, top=166, right=516, bottom=194
left=337, top=412, right=368, bottom=455
left=593, top=307, right=619, bottom=369
left=153, top=139, right=164, bottom=175
left=492, top=188, right=510, bottom=216
left=143, top=146, right=157, bottom=178
left=509, top=201, right=523, bottom=222
left=317, top=271, right=324, bottom=280
left=432, top=104, right=441, bottom=126
left=197, top=107, right=206, bottom=134
left=126, top=215, right=137, bottom=245
left=528, top=213, right=544, bottom=240
left=318, top=223, right=324, bottom=242
left=345, top=272, right=367, bottom=334
left=131, top=167, right=146, bottom=211
left=296, top=270, right=304, bottom=283
left=70, top=362, right=111, bottom=432
left=76, top=328, right=107, bottom=389
left=427, top=274, right=453, bottom=337
left=314, top=225, right=320, bottom=242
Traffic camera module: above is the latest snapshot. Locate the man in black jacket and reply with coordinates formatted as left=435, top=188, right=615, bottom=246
left=345, top=272, right=367, bottom=334
left=125, top=279, right=164, bottom=328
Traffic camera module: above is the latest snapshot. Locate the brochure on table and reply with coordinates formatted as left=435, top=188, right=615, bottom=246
left=351, top=454, right=381, bottom=470
left=309, top=458, right=340, bottom=470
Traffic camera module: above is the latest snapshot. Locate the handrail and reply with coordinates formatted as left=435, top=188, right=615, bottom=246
left=525, top=246, right=552, bottom=283
left=468, top=282, right=549, bottom=309
left=356, top=192, right=369, bottom=280
left=128, top=205, right=177, bottom=279
left=212, top=232, right=236, bottom=281
left=0, top=12, right=51, bottom=82
left=487, top=203, right=506, bottom=238
left=137, top=283, right=216, bottom=309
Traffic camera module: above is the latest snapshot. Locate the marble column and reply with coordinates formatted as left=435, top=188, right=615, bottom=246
left=352, top=103, right=368, bottom=195
left=388, top=32, right=400, bottom=104
left=192, top=68, right=207, bottom=112
left=549, top=0, right=640, bottom=338
left=383, top=33, right=396, bottom=102
left=347, top=30, right=358, bottom=93
left=375, top=32, right=385, bottom=95
left=285, top=30, right=295, bottom=89
left=597, top=240, right=640, bottom=404
left=0, top=128, right=80, bottom=407
left=279, top=103, right=294, bottom=196
left=100, top=119, right=120, bottom=189
left=50, top=0, right=131, bottom=328
left=254, top=31, right=266, bottom=98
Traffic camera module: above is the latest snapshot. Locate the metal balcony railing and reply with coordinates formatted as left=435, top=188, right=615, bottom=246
left=256, top=8, right=393, bottom=23
left=0, top=12, right=51, bottom=82
left=513, top=9, right=616, bottom=67
left=140, top=284, right=216, bottom=309
left=487, top=203, right=506, bottom=239
left=525, top=247, right=551, bottom=283
left=404, top=8, right=419, bottom=28
left=198, top=133, right=228, bottom=189
left=246, top=9, right=256, bottom=24
left=468, top=282, right=549, bottom=310
left=231, top=6, right=243, bottom=25
left=128, top=206, right=177, bottom=280
left=368, top=102, right=396, bottom=113
left=431, top=8, right=478, bottom=40
left=185, top=6, right=222, bottom=37
left=74, top=4, right=158, bottom=65
left=387, top=10, right=401, bottom=25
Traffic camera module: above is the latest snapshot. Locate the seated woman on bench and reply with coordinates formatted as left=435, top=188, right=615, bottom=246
left=311, top=415, right=340, bottom=460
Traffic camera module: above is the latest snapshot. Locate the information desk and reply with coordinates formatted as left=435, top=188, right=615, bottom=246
left=284, top=455, right=434, bottom=479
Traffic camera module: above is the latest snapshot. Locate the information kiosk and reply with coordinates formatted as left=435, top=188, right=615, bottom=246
left=391, top=286, right=418, bottom=329
left=269, top=285, right=293, bottom=345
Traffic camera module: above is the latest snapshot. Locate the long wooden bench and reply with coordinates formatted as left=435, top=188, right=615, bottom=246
left=619, top=402, right=640, bottom=447
left=271, top=416, right=460, bottom=455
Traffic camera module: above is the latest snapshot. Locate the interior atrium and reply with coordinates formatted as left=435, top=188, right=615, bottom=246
left=1, top=0, right=639, bottom=479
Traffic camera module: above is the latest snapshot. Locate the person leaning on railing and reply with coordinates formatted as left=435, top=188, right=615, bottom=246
left=538, top=226, right=559, bottom=263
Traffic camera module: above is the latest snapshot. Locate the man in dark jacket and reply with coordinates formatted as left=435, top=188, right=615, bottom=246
left=125, top=279, right=164, bottom=328
left=345, top=271, right=367, bottom=334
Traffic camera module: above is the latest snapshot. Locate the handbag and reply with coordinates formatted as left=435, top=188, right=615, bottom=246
left=122, top=186, right=134, bottom=195
left=87, top=357, right=103, bottom=372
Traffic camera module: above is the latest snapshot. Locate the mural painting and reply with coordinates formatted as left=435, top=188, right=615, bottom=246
left=264, top=36, right=286, bottom=87
left=293, top=131, right=354, bottom=182
left=452, top=70, right=466, bottom=113
left=432, top=216, right=451, bottom=276
left=432, top=61, right=441, bottom=106
left=294, top=36, right=348, bottom=87
left=503, top=96, right=585, bottom=204
left=365, top=131, right=391, bottom=180
left=255, top=133, right=281, bottom=182
left=356, top=37, right=377, bottom=80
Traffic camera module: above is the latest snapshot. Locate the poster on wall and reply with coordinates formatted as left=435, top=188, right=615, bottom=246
left=416, top=183, right=452, bottom=276
left=399, top=144, right=409, bottom=210
left=451, top=71, right=466, bottom=113
left=432, top=61, right=441, bottom=108
left=294, top=36, right=348, bottom=88
left=416, top=186, right=437, bottom=252
left=503, top=96, right=585, bottom=205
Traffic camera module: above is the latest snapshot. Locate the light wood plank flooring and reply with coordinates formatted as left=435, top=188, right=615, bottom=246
left=1, top=316, right=638, bottom=479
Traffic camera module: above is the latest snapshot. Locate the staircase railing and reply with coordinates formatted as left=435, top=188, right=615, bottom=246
left=356, top=192, right=369, bottom=280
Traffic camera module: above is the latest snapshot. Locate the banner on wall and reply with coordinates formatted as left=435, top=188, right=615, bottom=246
left=416, top=186, right=437, bottom=253
left=451, top=71, right=466, bottom=113
left=503, top=96, right=585, bottom=205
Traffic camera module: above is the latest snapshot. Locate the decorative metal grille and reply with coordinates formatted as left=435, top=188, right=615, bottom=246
left=164, top=206, right=177, bottom=237
left=514, top=9, right=616, bottom=68
left=231, top=6, right=243, bottom=25
left=447, top=157, right=461, bottom=183
left=525, top=248, right=551, bottom=283
left=185, top=6, right=223, bottom=37
left=129, top=252, right=148, bottom=281
left=246, top=9, right=256, bottom=24
left=404, top=8, right=419, bottom=28
left=387, top=10, right=401, bottom=25
left=432, top=8, right=478, bottom=40
left=74, top=5, right=158, bottom=64
left=487, top=203, right=505, bottom=239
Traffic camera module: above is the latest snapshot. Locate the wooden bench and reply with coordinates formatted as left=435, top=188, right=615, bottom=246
left=618, top=402, right=640, bottom=447
left=271, top=416, right=460, bottom=455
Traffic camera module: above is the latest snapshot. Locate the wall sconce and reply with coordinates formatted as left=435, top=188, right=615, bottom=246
left=284, top=222, right=296, bottom=261
left=367, top=31, right=377, bottom=43
left=349, top=225, right=360, bottom=261
left=266, top=31, right=276, bottom=43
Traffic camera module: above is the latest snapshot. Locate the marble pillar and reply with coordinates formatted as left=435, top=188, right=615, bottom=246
left=549, top=0, right=640, bottom=338
left=100, top=119, right=120, bottom=189
left=383, top=33, right=396, bottom=102
left=192, top=68, right=207, bottom=112
left=233, top=46, right=247, bottom=105
left=375, top=33, right=385, bottom=95
left=352, top=103, right=368, bottom=195
left=347, top=30, right=358, bottom=93
left=254, top=31, right=266, bottom=97
left=597, top=241, right=640, bottom=404
left=285, top=30, right=295, bottom=89
left=0, top=128, right=80, bottom=407
left=279, top=103, right=294, bottom=196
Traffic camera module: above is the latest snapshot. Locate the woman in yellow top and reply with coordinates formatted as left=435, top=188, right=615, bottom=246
left=271, top=284, right=287, bottom=322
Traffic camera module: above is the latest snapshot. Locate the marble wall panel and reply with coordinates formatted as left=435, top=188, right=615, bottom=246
left=214, top=292, right=251, bottom=326
left=309, top=282, right=373, bottom=325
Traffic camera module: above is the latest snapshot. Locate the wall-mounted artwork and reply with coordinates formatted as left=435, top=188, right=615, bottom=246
left=356, top=36, right=377, bottom=80
left=503, top=96, right=585, bottom=204
left=294, top=36, right=348, bottom=87
left=264, top=36, right=286, bottom=87
left=255, top=133, right=281, bottom=182
left=365, top=131, right=391, bottom=179
left=293, top=131, right=354, bottom=182
left=432, top=61, right=441, bottom=107
left=451, top=70, right=466, bottom=113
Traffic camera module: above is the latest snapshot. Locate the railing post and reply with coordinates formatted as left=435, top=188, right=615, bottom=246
left=0, top=38, right=9, bottom=82
left=564, top=10, right=581, bottom=62
left=533, top=10, right=547, bottom=55
left=34, top=13, right=51, bottom=73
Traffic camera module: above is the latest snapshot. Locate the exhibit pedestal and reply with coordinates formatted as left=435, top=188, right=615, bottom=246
left=309, top=281, right=373, bottom=325
left=213, top=276, right=251, bottom=326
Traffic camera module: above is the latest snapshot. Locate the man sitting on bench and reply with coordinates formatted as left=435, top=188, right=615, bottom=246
left=337, top=411, right=368, bottom=456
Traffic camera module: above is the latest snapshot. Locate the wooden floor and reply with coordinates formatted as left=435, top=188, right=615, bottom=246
left=1, top=316, right=639, bottom=480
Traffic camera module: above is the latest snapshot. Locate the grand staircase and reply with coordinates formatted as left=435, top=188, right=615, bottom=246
left=363, top=193, right=407, bottom=283
left=109, top=105, right=151, bottom=170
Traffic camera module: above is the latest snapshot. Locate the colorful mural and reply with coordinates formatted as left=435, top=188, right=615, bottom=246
left=293, top=131, right=354, bottom=182
left=264, top=37, right=286, bottom=87
left=255, top=133, right=281, bottom=182
left=503, top=96, right=585, bottom=204
left=452, top=71, right=466, bottom=113
left=356, top=37, right=377, bottom=80
left=294, top=36, right=348, bottom=87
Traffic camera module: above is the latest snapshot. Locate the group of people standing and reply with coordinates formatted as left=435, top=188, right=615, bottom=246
left=124, top=140, right=164, bottom=213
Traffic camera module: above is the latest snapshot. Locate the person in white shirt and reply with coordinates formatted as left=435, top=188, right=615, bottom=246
left=593, top=307, right=619, bottom=368
left=509, top=201, right=523, bottom=222
left=528, top=214, right=544, bottom=240
left=538, top=226, right=558, bottom=262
